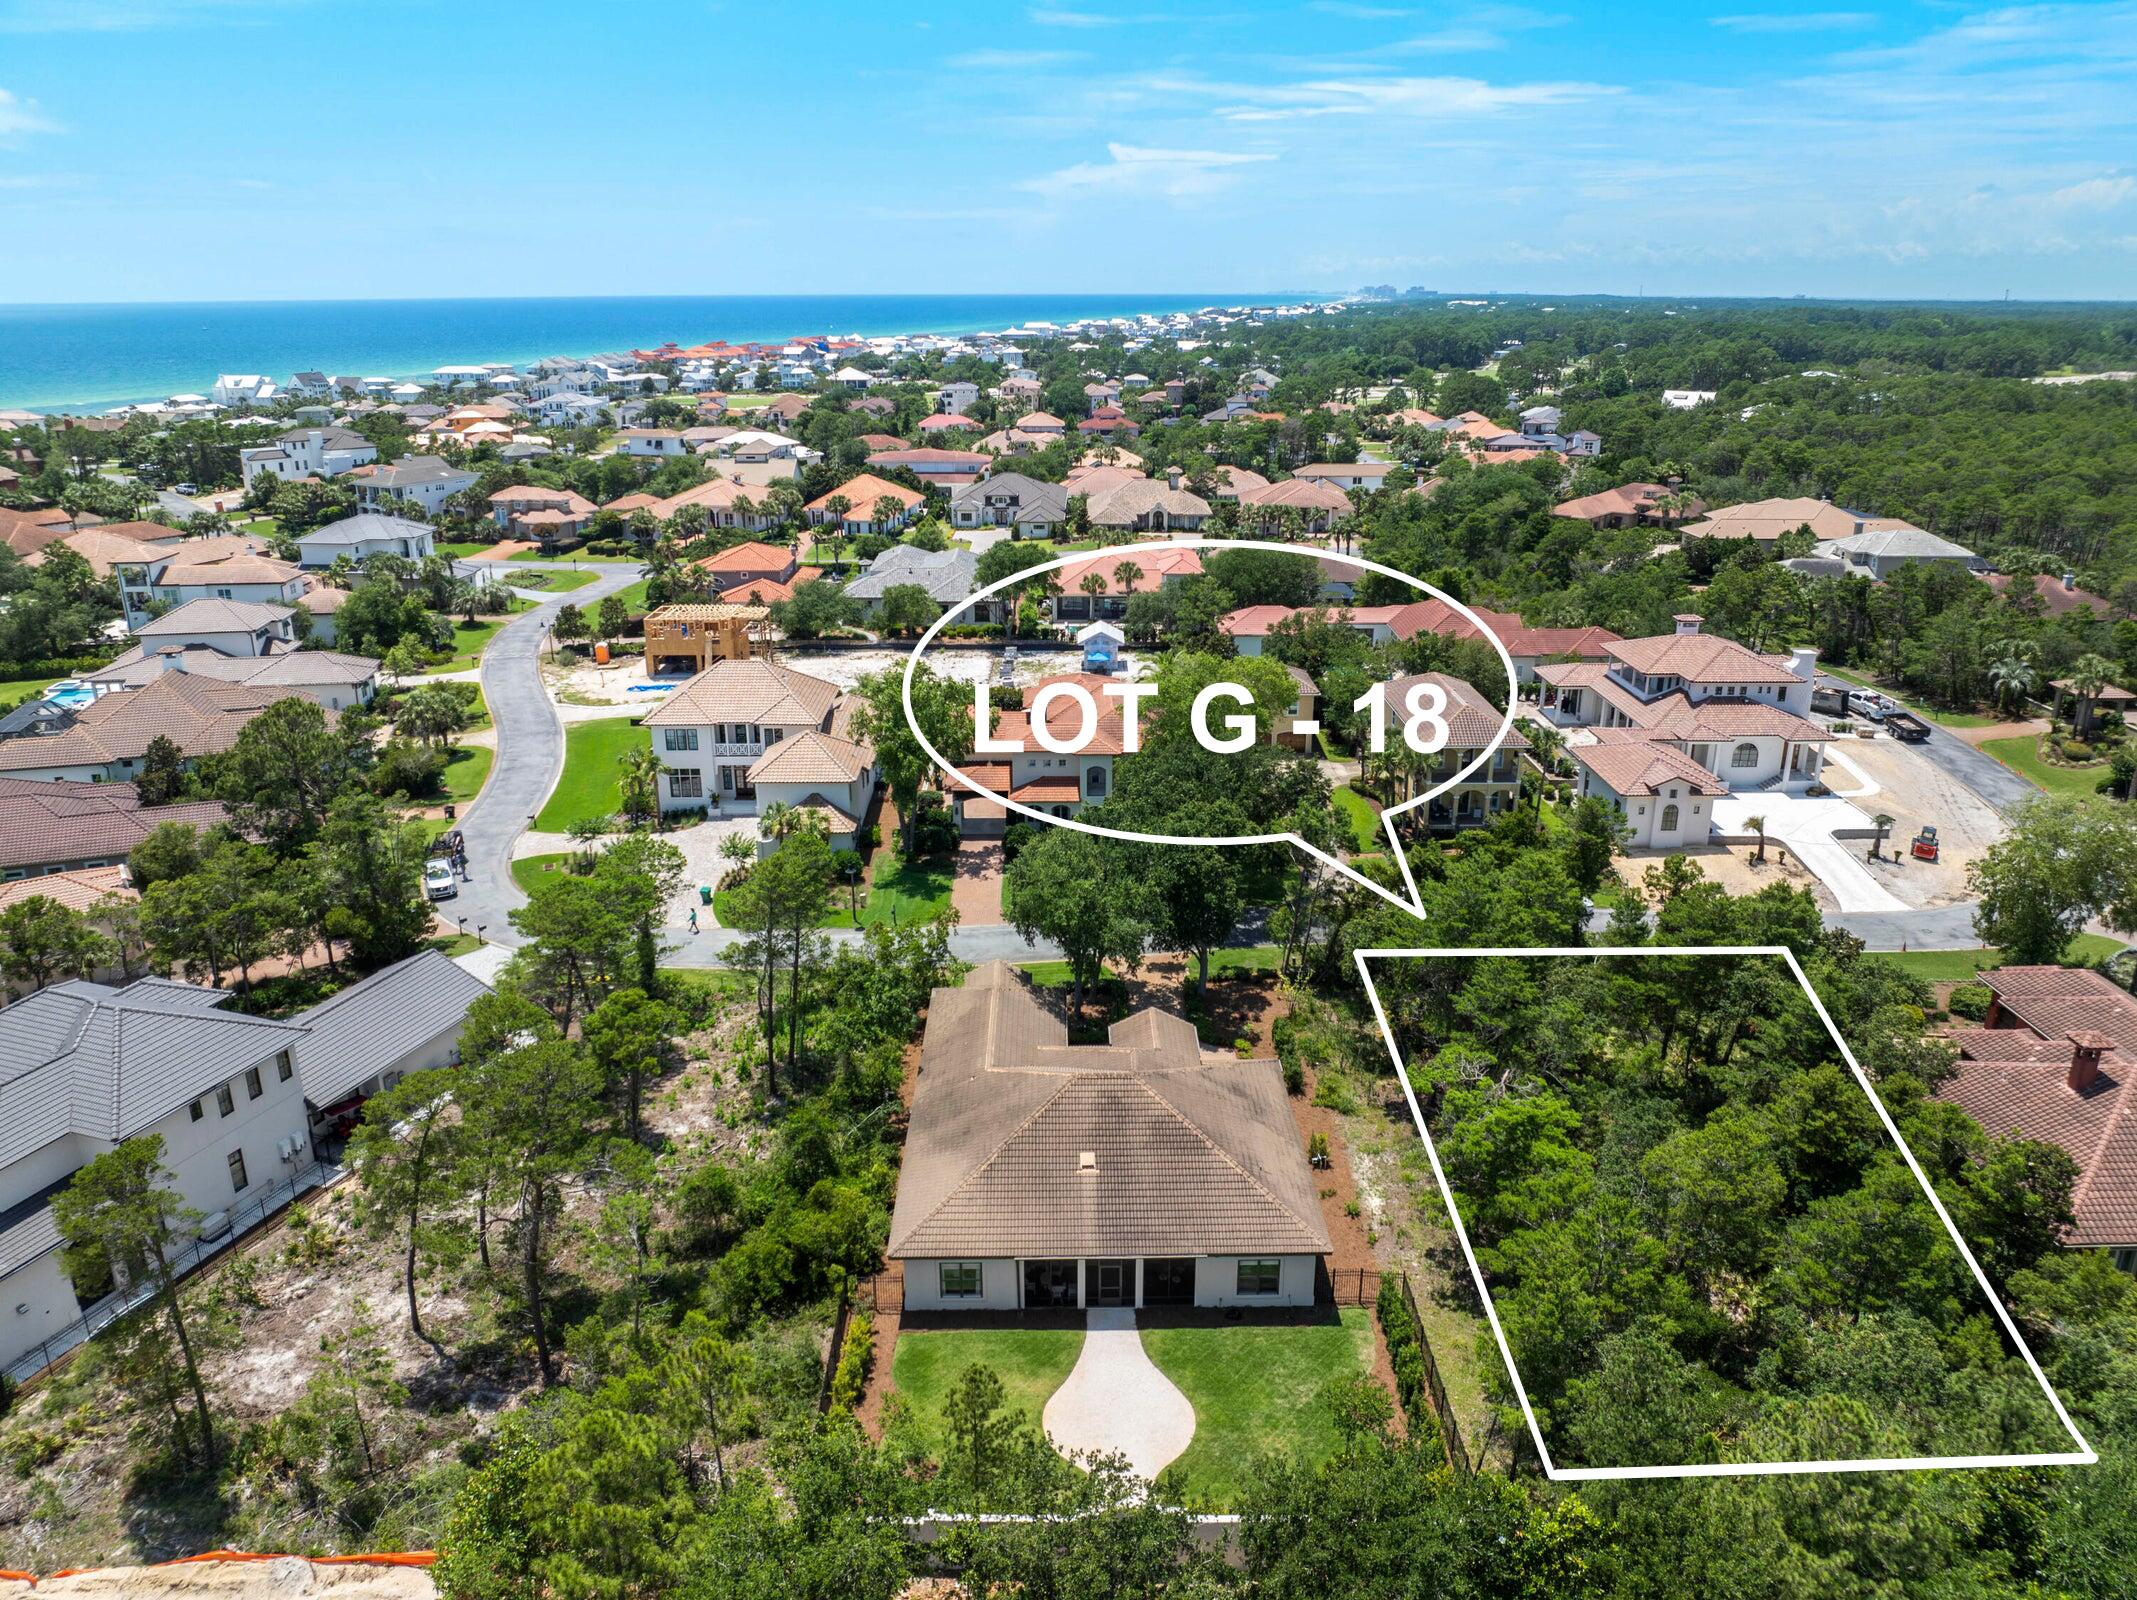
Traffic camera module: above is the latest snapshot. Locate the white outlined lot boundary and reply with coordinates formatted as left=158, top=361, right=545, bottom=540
left=1355, top=943, right=2099, bottom=1480
left=899, top=537, right=1518, bottom=921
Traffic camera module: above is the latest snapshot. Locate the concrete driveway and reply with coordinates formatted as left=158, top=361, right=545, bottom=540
left=1042, top=1309, right=1196, bottom=1480
left=1711, top=794, right=1907, bottom=914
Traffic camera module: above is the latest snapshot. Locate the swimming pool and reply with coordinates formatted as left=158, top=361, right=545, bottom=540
left=43, top=681, right=96, bottom=710
left=625, top=683, right=675, bottom=694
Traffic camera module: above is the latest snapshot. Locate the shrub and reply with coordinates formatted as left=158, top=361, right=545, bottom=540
left=1948, top=982, right=1994, bottom=1020
left=829, top=1310, right=873, bottom=1413
left=1374, top=1271, right=1444, bottom=1456
left=370, top=737, right=447, bottom=799
left=2059, top=738, right=2095, bottom=761
left=1002, top=821, right=1037, bottom=864
left=1282, top=1056, right=1305, bottom=1096
left=1234, top=1036, right=1254, bottom=1058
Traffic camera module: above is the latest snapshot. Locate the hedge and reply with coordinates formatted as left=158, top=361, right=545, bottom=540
left=1375, top=1270, right=1444, bottom=1458
left=828, top=1310, right=873, bottom=1413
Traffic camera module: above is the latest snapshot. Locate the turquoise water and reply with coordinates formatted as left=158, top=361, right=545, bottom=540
left=0, top=293, right=1292, bottom=413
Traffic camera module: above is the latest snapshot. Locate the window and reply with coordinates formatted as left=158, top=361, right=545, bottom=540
left=276, top=1050, right=293, bottom=1082
left=245, top=1067, right=263, bottom=1099
left=1086, top=766, right=1107, bottom=797
left=664, top=728, right=699, bottom=752
left=1731, top=742, right=1759, bottom=768
left=227, top=1150, right=249, bottom=1193
left=189, top=1098, right=204, bottom=1122
left=1236, top=1259, right=1281, bottom=1296
left=938, top=1261, right=984, bottom=1299
left=1660, top=803, right=1680, bottom=832
left=216, top=1084, right=235, bottom=1117
left=669, top=768, right=703, bottom=798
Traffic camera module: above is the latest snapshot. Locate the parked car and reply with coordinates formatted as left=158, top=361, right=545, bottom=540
left=424, top=859, right=458, bottom=901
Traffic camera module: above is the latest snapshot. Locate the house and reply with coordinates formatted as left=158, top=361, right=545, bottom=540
left=1676, top=496, right=1867, bottom=544
left=1083, top=473, right=1211, bottom=536
left=935, top=381, right=980, bottom=415
left=1219, top=600, right=1618, bottom=684
left=531, top=391, right=606, bottom=427
left=0, top=867, right=137, bottom=990
left=866, top=447, right=991, bottom=486
left=1082, top=380, right=1122, bottom=414
left=1552, top=483, right=1702, bottom=529
left=804, top=474, right=923, bottom=533
left=832, top=367, right=875, bottom=392
left=1274, top=665, right=1319, bottom=751
left=85, top=601, right=378, bottom=712
left=1564, top=732, right=1727, bottom=849
left=489, top=486, right=597, bottom=542
left=843, top=545, right=995, bottom=622
left=951, top=672, right=1128, bottom=829
left=1376, top=673, right=1527, bottom=827
left=211, top=373, right=281, bottom=406
left=740, top=725, right=879, bottom=854
left=1538, top=617, right=1831, bottom=811
left=642, top=603, right=762, bottom=677
left=1052, top=546, right=1204, bottom=622
left=1077, top=406, right=1139, bottom=439
left=0, top=976, right=313, bottom=1374
left=1014, top=411, right=1066, bottom=437
left=1292, top=461, right=1394, bottom=493
left=294, top=512, right=437, bottom=568
left=949, top=472, right=1068, bottom=536
left=1236, top=476, right=1353, bottom=534
left=614, top=428, right=691, bottom=460
left=290, top=949, right=492, bottom=1145
left=1824, top=523, right=1981, bottom=580
left=0, top=672, right=321, bottom=784
left=692, top=540, right=798, bottom=591
left=347, top=456, right=476, bottom=518
left=0, top=777, right=227, bottom=882
left=917, top=413, right=979, bottom=437
left=238, top=427, right=378, bottom=489
left=121, top=538, right=306, bottom=626
left=888, top=962, right=1331, bottom=1311
left=641, top=657, right=867, bottom=823
left=650, top=477, right=779, bottom=533
left=1983, top=572, right=2114, bottom=618
left=1936, top=966, right=2137, bottom=1272
left=17, top=523, right=180, bottom=582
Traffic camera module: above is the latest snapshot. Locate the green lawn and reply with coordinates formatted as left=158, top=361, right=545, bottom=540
left=714, top=844, right=951, bottom=930
left=1874, top=933, right=2126, bottom=985
left=1017, top=946, right=1281, bottom=987
left=439, top=742, right=494, bottom=805
left=512, top=549, right=640, bottom=565
left=501, top=566, right=599, bottom=592
left=534, top=717, right=643, bottom=830
left=438, top=540, right=500, bottom=559
left=1979, top=734, right=2114, bottom=801
left=0, top=675, right=60, bottom=711
left=427, top=932, right=484, bottom=958
left=1142, top=1309, right=1376, bottom=1504
left=888, top=1326, right=1086, bottom=1456
left=423, top=605, right=528, bottom=674
left=512, top=852, right=574, bottom=897
left=608, top=577, right=651, bottom=614
left=1331, top=786, right=1380, bottom=853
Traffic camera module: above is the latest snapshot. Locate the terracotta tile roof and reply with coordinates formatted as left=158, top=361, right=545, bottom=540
left=1382, top=673, right=1527, bottom=750
left=917, top=412, right=977, bottom=432
left=805, top=475, right=923, bottom=517
left=1570, top=738, right=1729, bottom=798
left=1204, top=465, right=1270, bottom=497
left=746, top=728, right=872, bottom=785
left=24, top=524, right=179, bottom=577
left=715, top=567, right=821, bottom=605
left=1056, top=547, right=1202, bottom=596
left=1239, top=477, right=1354, bottom=514
left=1084, top=478, right=1210, bottom=527
left=1981, top=574, right=2113, bottom=617
left=981, top=673, right=1133, bottom=756
left=1553, top=482, right=1699, bottom=522
left=1678, top=496, right=1863, bottom=543
left=1606, top=630, right=1804, bottom=686
left=0, top=778, right=228, bottom=873
left=0, top=865, right=135, bottom=915
left=642, top=657, right=841, bottom=731
left=866, top=447, right=991, bottom=470
left=1986, top=967, right=2137, bottom=1054
left=694, top=540, right=796, bottom=575
left=887, top=963, right=1332, bottom=1260
left=1009, top=775, right=1082, bottom=803
left=1294, top=461, right=1394, bottom=481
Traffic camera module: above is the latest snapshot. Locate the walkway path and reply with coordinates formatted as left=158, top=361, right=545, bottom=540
left=451, top=563, right=644, bottom=943
left=1042, top=1309, right=1196, bottom=1480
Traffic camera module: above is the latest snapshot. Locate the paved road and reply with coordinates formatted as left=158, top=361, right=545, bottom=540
left=450, top=564, right=644, bottom=945
left=1903, top=720, right=2040, bottom=817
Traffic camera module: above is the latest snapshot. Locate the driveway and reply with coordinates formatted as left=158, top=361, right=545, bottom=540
left=1895, top=721, right=2041, bottom=817
left=451, top=563, right=644, bottom=945
left=950, top=841, right=1004, bottom=923
left=1042, top=1309, right=1196, bottom=1480
left=1710, top=794, right=1907, bottom=914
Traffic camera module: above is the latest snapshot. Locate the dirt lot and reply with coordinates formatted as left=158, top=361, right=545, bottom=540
left=1827, top=733, right=2005, bottom=906
left=1616, top=841, right=1830, bottom=909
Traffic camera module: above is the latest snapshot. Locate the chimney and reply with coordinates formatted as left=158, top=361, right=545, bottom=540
left=1789, top=646, right=1819, bottom=683
left=158, top=646, right=186, bottom=676
left=1076, top=1150, right=1098, bottom=1175
left=1166, top=466, right=1182, bottom=491
left=2067, top=1030, right=2112, bottom=1093
left=1673, top=613, right=1702, bottom=636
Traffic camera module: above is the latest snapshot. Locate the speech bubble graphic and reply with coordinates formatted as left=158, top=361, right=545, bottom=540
left=899, top=536, right=1518, bottom=920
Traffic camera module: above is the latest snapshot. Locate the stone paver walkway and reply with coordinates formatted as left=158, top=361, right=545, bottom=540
left=950, top=841, right=1004, bottom=923
left=1042, top=1309, right=1196, bottom=1480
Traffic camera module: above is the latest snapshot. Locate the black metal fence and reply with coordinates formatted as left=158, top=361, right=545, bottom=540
left=1399, top=1272, right=1472, bottom=1476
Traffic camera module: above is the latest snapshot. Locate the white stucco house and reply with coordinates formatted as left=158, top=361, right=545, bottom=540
left=295, top=512, right=437, bottom=568
left=238, top=427, right=377, bottom=489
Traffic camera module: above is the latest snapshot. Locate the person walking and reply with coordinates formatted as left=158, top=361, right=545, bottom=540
left=688, top=906, right=699, bottom=934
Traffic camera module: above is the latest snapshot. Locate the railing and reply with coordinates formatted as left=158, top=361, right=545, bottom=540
left=1398, top=1271, right=1472, bottom=1475
left=4, top=1158, right=342, bottom=1388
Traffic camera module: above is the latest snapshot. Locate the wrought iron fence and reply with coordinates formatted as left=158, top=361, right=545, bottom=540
left=1399, top=1272, right=1472, bottom=1476
left=5, top=1159, right=341, bottom=1389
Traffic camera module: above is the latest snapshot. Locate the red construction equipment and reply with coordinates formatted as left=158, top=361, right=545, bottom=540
left=1910, top=825, right=1940, bottom=862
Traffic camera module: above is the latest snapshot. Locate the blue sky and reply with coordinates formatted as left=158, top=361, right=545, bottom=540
left=1, top=0, right=2134, bottom=303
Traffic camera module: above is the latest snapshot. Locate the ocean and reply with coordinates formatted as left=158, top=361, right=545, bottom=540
left=0, top=293, right=1294, bottom=414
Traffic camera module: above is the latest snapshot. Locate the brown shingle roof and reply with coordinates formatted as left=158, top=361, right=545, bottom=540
left=887, top=963, right=1331, bottom=1260
left=1382, top=673, right=1528, bottom=750
left=642, top=657, right=841, bottom=731
left=0, top=674, right=315, bottom=776
left=0, top=776, right=228, bottom=873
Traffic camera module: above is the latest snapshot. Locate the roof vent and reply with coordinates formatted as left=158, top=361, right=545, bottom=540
left=1077, top=1150, right=1098, bottom=1174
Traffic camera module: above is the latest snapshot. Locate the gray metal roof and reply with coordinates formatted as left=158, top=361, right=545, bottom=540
left=0, top=977, right=306, bottom=1171
left=288, top=948, right=490, bottom=1108
left=298, top=512, right=435, bottom=548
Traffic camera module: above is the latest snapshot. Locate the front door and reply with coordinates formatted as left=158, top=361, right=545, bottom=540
left=1085, top=1258, right=1137, bottom=1308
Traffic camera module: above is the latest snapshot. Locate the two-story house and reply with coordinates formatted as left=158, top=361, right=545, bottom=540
left=294, top=511, right=437, bottom=569
left=86, top=599, right=378, bottom=711
left=1377, top=672, right=1528, bottom=828
left=345, top=456, right=476, bottom=519
left=237, top=426, right=378, bottom=489
left=1051, top=547, right=1204, bottom=623
left=952, top=672, right=1128, bottom=833
left=948, top=471, right=1068, bottom=536
left=115, top=537, right=307, bottom=627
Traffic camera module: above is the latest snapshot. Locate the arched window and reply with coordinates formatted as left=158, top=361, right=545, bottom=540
left=1660, top=803, right=1680, bottom=832
left=1086, top=766, right=1108, bottom=798
left=1731, top=742, right=1759, bottom=768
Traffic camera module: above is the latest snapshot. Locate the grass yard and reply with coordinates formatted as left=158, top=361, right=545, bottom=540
left=1017, top=946, right=1282, bottom=988
left=501, top=566, right=599, bottom=592
left=424, top=604, right=529, bottom=673
left=439, top=742, right=494, bottom=805
left=608, top=577, right=652, bottom=614
left=0, top=675, right=60, bottom=710
left=511, top=852, right=575, bottom=897
left=533, top=716, right=643, bottom=830
left=1979, top=734, right=2115, bottom=801
left=1142, top=1308, right=1377, bottom=1505
left=437, top=540, right=499, bottom=559
left=1874, top=932, right=2126, bottom=985
left=427, top=932, right=484, bottom=958
left=888, top=1326, right=1086, bottom=1455
left=514, top=549, right=639, bottom=565
left=715, top=844, right=951, bottom=930
left=1331, top=785, right=1380, bottom=853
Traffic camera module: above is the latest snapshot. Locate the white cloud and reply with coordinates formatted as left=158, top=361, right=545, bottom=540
left=0, top=87, right=57, bottom=136
left=1711, top=11, right=1874, bottom=32
left=2046, top=174, right=2137, bottom=209
left=1207, top=74, right=1617, bottom=122
left=1029, top=6, right=1117, bottom=24
left=948, top=47, right=1083, bottom=67
left=1311, top=2, right=1410, bottom=16
left=1020, top=141, right=1276, bottom=198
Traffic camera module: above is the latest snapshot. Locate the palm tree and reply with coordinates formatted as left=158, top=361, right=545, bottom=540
left=2065, top=652, right=2117, bottom=737
left=618, top=747, right=664, bottom=829
left=718, top=830, right=756, bottom=880
left=1987, top=645, right=2039, bottom=715
left=1112, top=560, right=1144, bottom=597
left=566, top=815, right=609, bottom=872
left=1869, top=813, right=1894, bottom=862
left=758, top=801, right=800, bottom=845
left=1079, top=571, right=1107, bottom=615
left=1745, top=814, right=1767, bottom=865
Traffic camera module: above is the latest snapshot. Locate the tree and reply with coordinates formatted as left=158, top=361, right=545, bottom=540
left=943, top=1363, right=1013, bottom=1500
left=215, top=695, right=367, bottom=853
left=126, top=819, right=208, bottom=890
left=509, top=869, right=648, bottom=1030
left=1144, top=806, right=1249, bottom=992
left=875, top=582, right=940, bottom=639
left=51, top=1138, right=220, bottom=1467
left=723, top=829, right=836, bottom=1088
left=1869, top=812, right=1895, bottom=862
left=2063, top=652, right=2118, bottom=735
left=771, top=579, right=857, bottom=640
left=347, top=1074, right=462, bottom=1352
left=0, top=895, right=113, bottom=991
left=553, top=603, right=590, bottom=651
left=134, top=733, right=188, bottom=804
left=1970, top=797, right=2137, bottom=963
left=1745, top=813, right=1768, bottom=866
left=395, top=682, right=475, bottom=749
left=1004, top=827, right=1153, bottom=1021
left=584, top=987, right=678, bottom=1143
left=618, top=745, right=664, bottom=829
left=847, top=664, right=974, bottom=854
left=597, top=593, right=630, bottom=645
left=314, top=793, right=434, bottom=969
